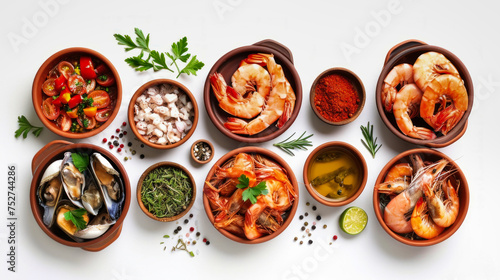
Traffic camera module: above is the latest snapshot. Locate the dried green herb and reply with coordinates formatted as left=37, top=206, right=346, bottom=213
left=141, top=166, right=193, bottom=218
left=172, top=239, right=194, bottom=257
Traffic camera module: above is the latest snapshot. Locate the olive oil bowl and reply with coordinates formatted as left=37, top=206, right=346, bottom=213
left=137, top=162, right=196, bottom=222
left=303, top=141, right=367, bottom=207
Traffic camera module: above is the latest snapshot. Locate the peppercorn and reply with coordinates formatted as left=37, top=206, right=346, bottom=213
left=173, top=229, right=178, bottom=234
left=294, top=237, right=298, bottom=241
left=141, top=144, right=145, bottom=148
left=304, top=222, right=308, bottom=226
left=196, top=232, right=201, bottom=237
left=312, top=206, right=317, bottom=211
left=177, top=226, right=182, bottom=231
left=299, top=241, right=303, bottom=245
left=122, top=122, right=127, bottom=126
left=316, top=215, right=322, bottom=221
left=123, top=131, right=128, bottom=135
left=299, top=215, right=304, bottom=220
left=305, top=212, right=309, bottom=217
left=333, top=235, right=338, bottom=241
left=306, top=202, right=310, bottom=206
left=308, top=240, right=313, bottom=245
left=301, top=226, right=305, bottom=231
left=190, top=227, right=194, bottom=232
left=206, top=241, right=210, bottom=245
left=203, top=238, right=207, bottom=243
left=337, top=189, right=342, bottom=195
left=140, top=154, right=145, bottom=159
left=119, top=133, right=123, bottom=138
left=311, top=225, right=316, bottom=230
left=323, top=224, right=327, bottom=229
left=128, top=142, right=132, bottom=147
left=102, top=138, right=107, bottom=143
left=113, top=140, right=119, bottom=146
left=116, top=128, right=120, bottom=133
left=184, top=219, right=189, bottom=224
left=189, top=214, right=194, bottom=218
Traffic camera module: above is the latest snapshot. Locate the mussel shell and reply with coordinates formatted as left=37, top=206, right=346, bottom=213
left=54, top=200, right=89, bottom=243
left=74, top=212, right=114, bottom=240
left=37, top=159, right=63, bottom=227
left=81, top=174, right=104, bottom=216
left=90, top=153, right=125, bottom=221
left=60, top=152, right=84, bottom=208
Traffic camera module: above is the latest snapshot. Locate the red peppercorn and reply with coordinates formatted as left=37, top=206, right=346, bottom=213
left=109, top=145, right=113, bottom=149
left=102, top=138, right=107, bottom=143
left=116, top=128, right=120, bottom=133
left=117, top=148, right=122, bottom=152
left=123, top=131, right=128, bottom=135
left=111, top=135, right=115, bottom=139
left=203, top=238, right=207, bottom=243
left=120, top=144, right=124, bottom=148
left=333, top=235, right=338, bottom=241
left=122, top=122, right=127, bottom=126
left=190, top=227, right=194, bottom=232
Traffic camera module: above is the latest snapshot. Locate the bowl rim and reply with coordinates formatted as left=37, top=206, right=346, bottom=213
left=309, top=67, right=366, bottom=126
left=32, top=47, right=122, bottom=139
left=30, top=142, right=131, bottom=249
left=203, top=43, right=302, bottom=143
left=127, top=79, right=199, bottom=149
left=303, top=141, right=368, bottom=207
left=136, top=161, right=196, bottom=222
left=191, top=139, right=215, bottom=164
left=202, top=146, right=299, bottom=243
left=372, top=148, right=470, bottom=246
left=376, top=44, right=473, bottom=147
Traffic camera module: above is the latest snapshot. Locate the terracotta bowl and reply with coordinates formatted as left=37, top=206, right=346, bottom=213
left=203, top=147, right=299, bottom=243
left=373, top=148, right=469, bottom=246
left=303, top=141, right=367, bottom=207
left=137, top=161, right=196, bottom=222
left=33, top=47, right=122, bottom=139
left=30, top=140, right=131, bottom=251
left=376, top=40, right=473, bottom=148
left=128, top=79, right=199, bottom=149
left=310, top=68, right=366, bottom=125
left=191, top=139, right=215, bottom=164
left=203, top=39, right=302, bottom=143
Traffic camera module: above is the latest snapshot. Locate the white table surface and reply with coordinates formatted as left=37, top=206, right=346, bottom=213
left=1, top=0, right=499, bottom=279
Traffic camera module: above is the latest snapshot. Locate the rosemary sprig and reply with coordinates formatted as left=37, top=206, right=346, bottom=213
left=360, top=122, right=382, bottom=158
left=273, top=132, right=313, bottom=156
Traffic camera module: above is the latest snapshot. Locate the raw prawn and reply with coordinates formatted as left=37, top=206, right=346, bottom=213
left=393, top=84, right=436, bottom=140
left=224, top=53, right=296, bottom=135
left=413, top=51, right=461, bottom=91
left=411, top=197, right=444, bottom=239
left=384, top=159, right=448, bottom=234
left=424, top=176, right=460, bottom=228
left=381, top=63, right=414, bottom=112
left=210, top=71, right=269, bottom=119
left=420, top=74, right=468, bottom=135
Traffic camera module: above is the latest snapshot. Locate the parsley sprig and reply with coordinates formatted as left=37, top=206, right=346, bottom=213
left=63, top=208, right=88, bottom=231
left=114, top=28, right=204, bottom=78
left=236, top=174, right=268, bottom=204
left=15, top=115, right=43, bottom=138
left=360, top=122, right=382, bottom=158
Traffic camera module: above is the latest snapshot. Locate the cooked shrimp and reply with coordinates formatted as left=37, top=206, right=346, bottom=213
left=413, top=51, right=461, bottom=91
left=377, top=179, right=410, bottom=195
left=381, top=63, right=414, bottom=112
left=393, top=84, right=437, bottom=140
left=411, top=197, right=444, bottom=239
left=210, top=72, right=268, bottom=119
left=231, top=63, right=271, bottom=102
left=424, top=177, right=460, bottom=228
left=215, top=214, right=245, bottom=237
left=224, top=53, right=295, bottom=135
left=385, top=163, right=412, bottom=182
left=420, top=74, right=468, bottom=135
left=384, top=159, right=448, bottom=234
left=215, top=153, right=256, bottom=183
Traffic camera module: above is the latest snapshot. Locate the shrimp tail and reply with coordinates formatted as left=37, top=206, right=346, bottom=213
left=277, top=99, right=292, bottom=128
left=224, top=117, right=248, bottom=133
left=409, top=127, right=437, bottom=140
left=434, top=105, right=464, bottom=135
left=244, top=53, right=270, bottom=66
left=210, top=73, right=226, bottom=101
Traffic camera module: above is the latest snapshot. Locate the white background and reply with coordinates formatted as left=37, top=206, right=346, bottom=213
left=1, top=0, right=499, bottom=279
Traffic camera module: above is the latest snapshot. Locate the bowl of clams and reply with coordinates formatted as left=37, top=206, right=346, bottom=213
left=30, top=140, right=131, bottom=251
left=376, top=40, right=473, bottom=147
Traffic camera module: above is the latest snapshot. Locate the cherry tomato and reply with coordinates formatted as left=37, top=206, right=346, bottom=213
left=52, top=97, right=62, bottom=107
left=57, top=61, right=75, bottom=79
left=96, top=73, right=115, bottom=87
left=42, top=97, right=60, bottom=120
left=80, top=56, right=97, bottom=79
left=83, top=106, right=97, bottom=117
left=77, top=115, right=96, bottom=130
left=86, top=79, right=96, bottom=93
left=94, top=64, right=109, bottom=75
left=42, top=78, right=57, bottom=96
left=60, top=92, right=71, bottom=104
left=54, top=75, right=67, bottom=91
left=88, top=90, right=111, bottom=109
left=66, top=108, right=78, bottom=119
left=68, top=94, right=82, bottom=109
left=56, top=111, right=72, bottom=132
left=68, top=75, right=87, bottom=95
left=95, top=108, right=112, bottom=122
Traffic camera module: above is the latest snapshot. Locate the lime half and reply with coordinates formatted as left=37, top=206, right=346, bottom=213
left=339, top=206, right=368, bottom=235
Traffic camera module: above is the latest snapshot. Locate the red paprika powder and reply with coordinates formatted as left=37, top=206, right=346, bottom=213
left=314, top=74, right=360, bottom=122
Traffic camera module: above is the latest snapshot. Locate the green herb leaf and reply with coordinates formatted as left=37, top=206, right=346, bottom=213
left=273, top=131, right=313, bottom=156
left=71, top=153, right=89, bottom=172
left=236, top=174, right=250, bottom=189
left=15, top=115, right=43, bottom=139
left=236, top=174, right=268, bottom=204
left=113, top=34, right=139, bottom=52
left=163, top=235, right=170, bottom=238
left=63, top=208, right=88, bottom=231
left=360, top=122, right=382, bottom=158
left=178, top=55, right=205, bottom=78
left=134, top=28, right=150, bottom=51
left=170, top=37, right=191, bottom=63
left=172, top=239, right=194, bottom=257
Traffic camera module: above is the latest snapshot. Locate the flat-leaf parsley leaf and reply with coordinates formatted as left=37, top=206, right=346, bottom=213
left=236, top=174, right=269, bottom=204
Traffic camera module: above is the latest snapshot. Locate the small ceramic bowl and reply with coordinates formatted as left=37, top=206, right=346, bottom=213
left=303, top=141, right=367, bottom=207
left=191, top=139, right=215, bottom=164
left=376, top=40, right=473, bottom=148
left=32, top=47, right=122, bottom=139
left=128, top=79, right=199, bottom=149
left=30, top=140, right=131, bottom=251
left=373, top=148, right=469, bottom=246
left=137, top=161, right=196, bottom=222
left=204, top=39, right=302, bottom=143
left=310, top=68, right=365, bottom=125
left=203, top=147, right=299, bottom=243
